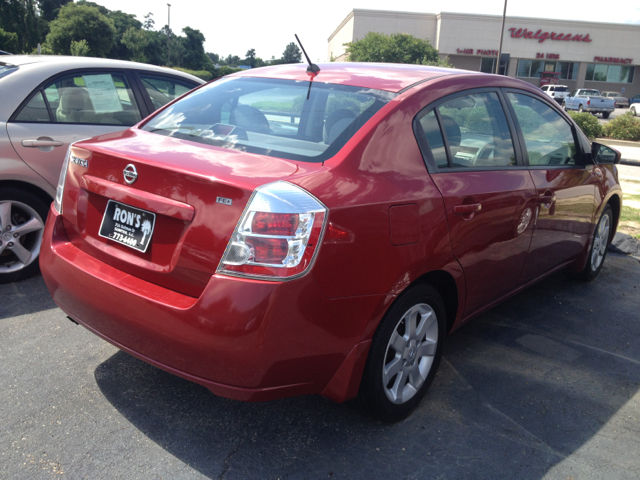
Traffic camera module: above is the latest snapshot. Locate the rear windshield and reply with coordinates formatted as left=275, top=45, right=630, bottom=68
left=555, top=86, right=569, bottom=92
left=141, top=77, right=395, bottom=163
left=0, top=63, right=18, bottom=80
left=582, top=90, right=600, bottom=96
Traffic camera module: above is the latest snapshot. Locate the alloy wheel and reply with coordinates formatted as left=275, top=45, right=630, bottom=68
left=590, top=212, right=610, bottom=272
left=382, top=303, right=438, bottom=404
left=0, top=200, right=45, bottom=274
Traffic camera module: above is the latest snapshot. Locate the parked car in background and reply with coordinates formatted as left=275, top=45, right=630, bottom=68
left=40, top=63, right=622, bottom=422
left=563, top=89, right=615, bottom=118
left=540, top=84, right=569, bottom=103
left=600, top=91, right=629, bottom=108
left=0, top=55, right=204, bottom=283
left=629, top=94, right=640, bottom=116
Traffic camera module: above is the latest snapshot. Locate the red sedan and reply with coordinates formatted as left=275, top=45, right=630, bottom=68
left=40, top=63, right=622, bottom=422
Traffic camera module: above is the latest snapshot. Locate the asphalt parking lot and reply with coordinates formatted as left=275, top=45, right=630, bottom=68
left=1, top=252, right=640, bottom=480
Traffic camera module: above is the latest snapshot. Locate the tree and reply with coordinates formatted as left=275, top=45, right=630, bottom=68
left=282, top=42, right=301, bottom=64
left=121, top=27, right=150, bottom=63
left=46, top=3, right=116, bottom=57
left=0, top=28, right=19, bottom=53
left=38, top=0, right=73, bottom=22
left=0, top=0, right=42, bottom=53
left=180, top=26, right=211, bottom=71
left=345, top=32, right=440, bottom=64
left=70, top=39, right=90, bottom=56
left=106, top=9, right=142, bottom=60
left=142, top=12, right=155, bottom=31
left=243, top=48, right=256, bottom=68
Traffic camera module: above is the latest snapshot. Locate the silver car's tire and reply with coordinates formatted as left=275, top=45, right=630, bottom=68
left=578, top=104, right=584, bottom=113
left=632, top=105, right=637, bottom=116
left=0, top=189, right=49, bottom=283
left=357, top=284, right=445, bottom=422
left=578, top=205, right=613, bottom=282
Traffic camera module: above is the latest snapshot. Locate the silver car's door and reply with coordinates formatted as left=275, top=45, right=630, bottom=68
left=7, top=70, right=143, bottom=187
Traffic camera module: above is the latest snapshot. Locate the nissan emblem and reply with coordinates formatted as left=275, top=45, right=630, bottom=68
left=123, top=164, right=138, bottom=185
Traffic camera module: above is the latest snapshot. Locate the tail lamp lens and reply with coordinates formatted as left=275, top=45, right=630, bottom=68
left=54, top=146, right=72, bottom=214
left=217, top=181, right=327, bottom=280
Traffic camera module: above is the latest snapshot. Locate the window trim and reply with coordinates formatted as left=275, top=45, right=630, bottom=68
left=9, top=68, right=152, bottom=126
left=413, top=87, right=526, bottom=173
left=501, top=87, right=591, bottom=169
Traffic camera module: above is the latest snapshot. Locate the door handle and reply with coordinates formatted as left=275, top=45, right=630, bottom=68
left=538, top=194, right=556, bottom=204
left=453, top=203, right=482, bottom=215
left=22, top=139, right=64, bottom=148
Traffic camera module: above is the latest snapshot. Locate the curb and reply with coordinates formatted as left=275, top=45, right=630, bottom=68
left=621, top=159, right=640, bottom=167
left=596, top=138, right=640, bottom=148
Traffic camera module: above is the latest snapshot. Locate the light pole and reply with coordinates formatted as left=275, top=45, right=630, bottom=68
left=495, top=0, right=508, bottom=75
left=167, top=3, right=171, bottom=66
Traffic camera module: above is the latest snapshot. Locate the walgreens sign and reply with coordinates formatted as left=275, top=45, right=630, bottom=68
left=508, top=28, right=592, bottom=43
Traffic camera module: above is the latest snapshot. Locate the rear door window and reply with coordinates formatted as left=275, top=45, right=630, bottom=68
left=17, top=71, right=143, bottom=126
left=138, top=73, right=196, bottom=110
left=416, top=91, right=517, bottom=169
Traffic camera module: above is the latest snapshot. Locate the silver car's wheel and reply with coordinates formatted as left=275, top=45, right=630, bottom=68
left=357, top=284, right=445, bottom=422
left=0, top=190, right=48, bottom=283
left=578, top=104, right=584, bottom=113
left=632, top=105, right=637, bottom=116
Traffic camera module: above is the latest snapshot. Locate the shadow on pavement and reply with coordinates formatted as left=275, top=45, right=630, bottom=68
left=95, top=254, right=640, bottom=479
left=0, top=273, right=57, bottom=319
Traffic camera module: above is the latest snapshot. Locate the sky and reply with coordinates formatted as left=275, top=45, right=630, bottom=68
left=95, top=0, right=640, bottom=63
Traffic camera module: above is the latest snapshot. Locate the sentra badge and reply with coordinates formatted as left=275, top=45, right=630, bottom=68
left=70, top=155, right=87, bottom=168
left=123, top=164, right=138, bottom=185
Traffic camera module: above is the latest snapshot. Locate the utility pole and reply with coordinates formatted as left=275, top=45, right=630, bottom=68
left=167, top=3, right=171, bottom=66
left=495, top=0, right=508, bottom=75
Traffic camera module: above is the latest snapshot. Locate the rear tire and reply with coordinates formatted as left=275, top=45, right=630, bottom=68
left=631, top=105, right=637, bottom=116
left=602, top=112, right=610, bottom=119
left=578, top=104, right=584, bottom=113
left=0, top=189, right=49, bottom=284
left=577, top=205, right=613, bottom=282
left=357, top=284, right=446, bottom=422
left=562, top=101, right=567, bottom=111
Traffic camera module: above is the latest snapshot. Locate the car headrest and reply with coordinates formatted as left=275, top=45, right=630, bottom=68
left=323, top=109, right=357, bottom=144
left=439, top=115, right=461, bottom=148
left=229, top=105, right=270, bottom=134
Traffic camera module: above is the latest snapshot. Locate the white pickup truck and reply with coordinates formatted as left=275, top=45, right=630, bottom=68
left=563, top=89, right=615, bottom=118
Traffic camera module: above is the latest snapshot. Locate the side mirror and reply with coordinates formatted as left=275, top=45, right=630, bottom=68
left=592, top=142, right=620, bottom=165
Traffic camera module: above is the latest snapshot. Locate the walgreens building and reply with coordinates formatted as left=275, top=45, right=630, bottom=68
left=328, top=10, right=639, bottom=98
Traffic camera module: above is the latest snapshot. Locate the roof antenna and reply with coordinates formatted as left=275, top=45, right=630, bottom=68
left=295, top=34, right=320, bottom=77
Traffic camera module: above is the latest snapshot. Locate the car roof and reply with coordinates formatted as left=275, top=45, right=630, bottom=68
left=0, top=55, right=204, bottom=82
left=233, top=62, right=471, bottom=93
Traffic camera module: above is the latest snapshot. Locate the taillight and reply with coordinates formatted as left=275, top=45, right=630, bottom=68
left=587, top=99, right=591, bottom=106
left=217, top=181, right=327, bottom=280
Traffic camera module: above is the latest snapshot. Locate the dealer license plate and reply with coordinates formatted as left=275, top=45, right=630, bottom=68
left=99, top=200, right=156, bottom=253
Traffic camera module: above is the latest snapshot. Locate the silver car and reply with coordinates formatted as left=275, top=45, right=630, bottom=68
left=0, top=56, right=204, bottom=283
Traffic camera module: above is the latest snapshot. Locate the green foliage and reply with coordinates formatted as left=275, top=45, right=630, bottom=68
left=421, top=55, right=454, bottom=68
left=282, top=42, right=302, bottom=64
left=38, top=0, right=73, bottom=22
left=567, top=112, right=604, bottom=139
left=70, top=39, right=90, bottom=56
left=0, top=0, right=43, bottom=53
left=121, top=27, right=150, bottom=63
left=46, top=3, right=116, bottom=57
left=180, top=26, right=211, bottom=71
left=214, top=66, right=242, bottom=78
left=0, top=27, right=19, bottom=53
left=345, top=32, right=439, bottom=64
left=105, top=9, right=142, bottom=60
left=171, top=67, right=213, bottom=81
left=602, top=112, right=640, bottom=141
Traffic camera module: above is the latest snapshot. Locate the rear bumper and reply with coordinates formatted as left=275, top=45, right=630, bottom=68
left=41, top=206, right=386, bottom=402
left=586, top=107, right=615, bottom=113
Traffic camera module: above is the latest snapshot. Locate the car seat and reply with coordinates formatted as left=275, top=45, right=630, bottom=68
left=56, top=88, right=95, bottom=123
left=439, top=115, right=461, bottom=156
left=323, top=109, right=357, bottom=144
left=229, top=105, right=271, bottom=134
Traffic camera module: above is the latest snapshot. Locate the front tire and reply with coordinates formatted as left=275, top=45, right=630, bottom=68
left=0, top=189, right=49, bottom=284
left=578, top=205, right=613, bottom=282
left=631, top=105, right=637, bottom=116
left=357, top=284, right=446, bottom=422
left=562, top=101, right=567, bottom=111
